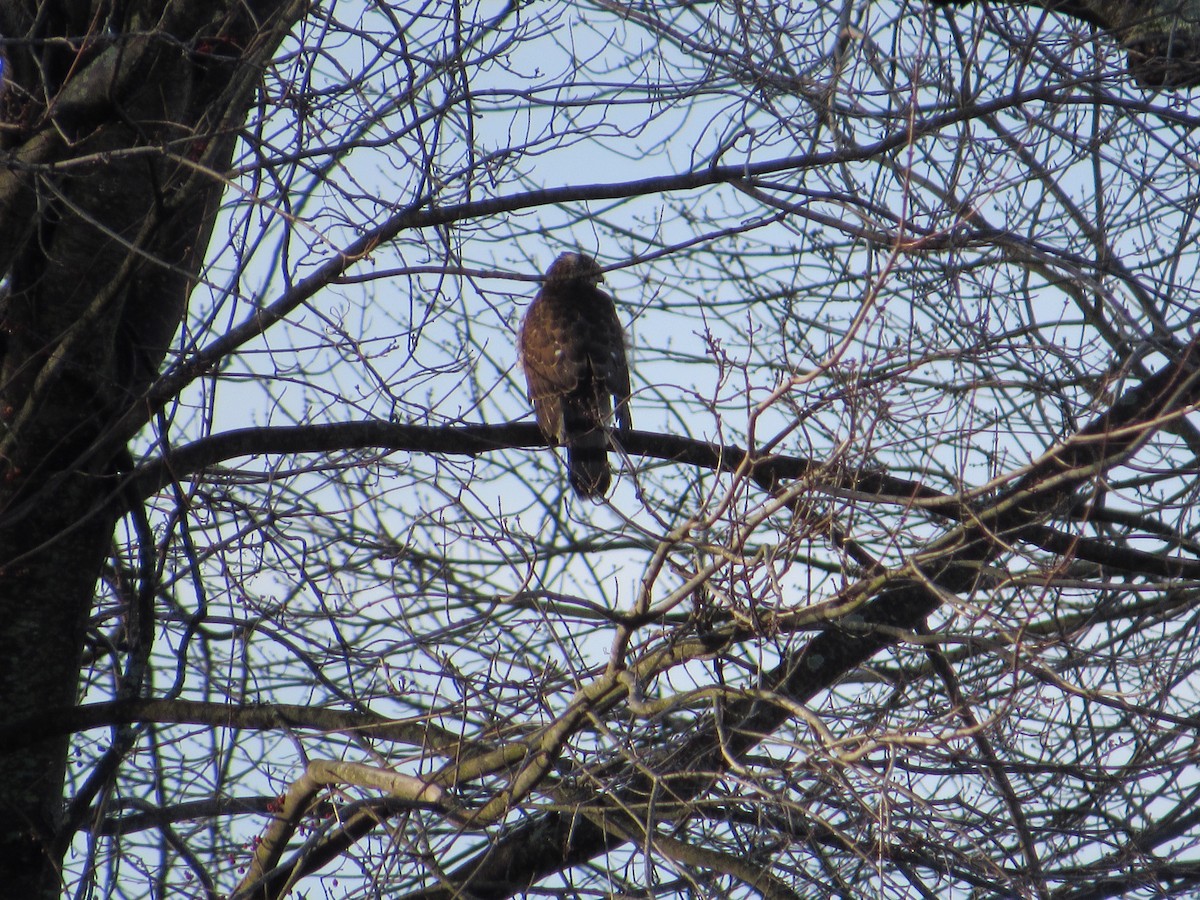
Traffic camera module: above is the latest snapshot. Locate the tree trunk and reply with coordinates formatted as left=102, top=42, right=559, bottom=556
left=0, top=3, right=303, bottom=895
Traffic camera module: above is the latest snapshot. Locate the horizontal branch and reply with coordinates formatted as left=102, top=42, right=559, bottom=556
left=131, top=420, right=1200, bottom=581
left=0, top=698, right=464, bottom=756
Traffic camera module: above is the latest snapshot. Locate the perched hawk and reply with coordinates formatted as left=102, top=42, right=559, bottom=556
left=518, top=252, right=632, bottom=498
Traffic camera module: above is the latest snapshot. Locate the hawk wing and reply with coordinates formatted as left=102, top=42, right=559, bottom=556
left=518, top=285, right=578, bottom=445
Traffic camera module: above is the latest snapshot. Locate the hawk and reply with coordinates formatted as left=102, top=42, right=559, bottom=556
left=518, top=252, right=632, bottom=498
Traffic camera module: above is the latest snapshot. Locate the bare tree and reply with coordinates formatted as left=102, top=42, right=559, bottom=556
left=5, top=1, right=1200, bottom=898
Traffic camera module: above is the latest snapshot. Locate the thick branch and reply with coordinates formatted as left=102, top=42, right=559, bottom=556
left=130, top=421, right=1200, bottom=581
left=932, top=0, right=1200, bottom=86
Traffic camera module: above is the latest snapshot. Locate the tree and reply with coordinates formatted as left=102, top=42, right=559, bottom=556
left=4, top=1, right=1200, bottom=897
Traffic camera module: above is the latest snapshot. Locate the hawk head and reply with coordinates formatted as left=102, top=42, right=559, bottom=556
left=544, top=252, right=604, bottom=285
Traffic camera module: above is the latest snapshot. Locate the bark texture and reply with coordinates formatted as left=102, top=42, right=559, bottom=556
left=0, top=3, right=303, bottom=896
left=933, top=0, right=1200, bottom=86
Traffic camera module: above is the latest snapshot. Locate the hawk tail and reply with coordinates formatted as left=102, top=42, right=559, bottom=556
left=567, top=443, right=611, bottom=498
